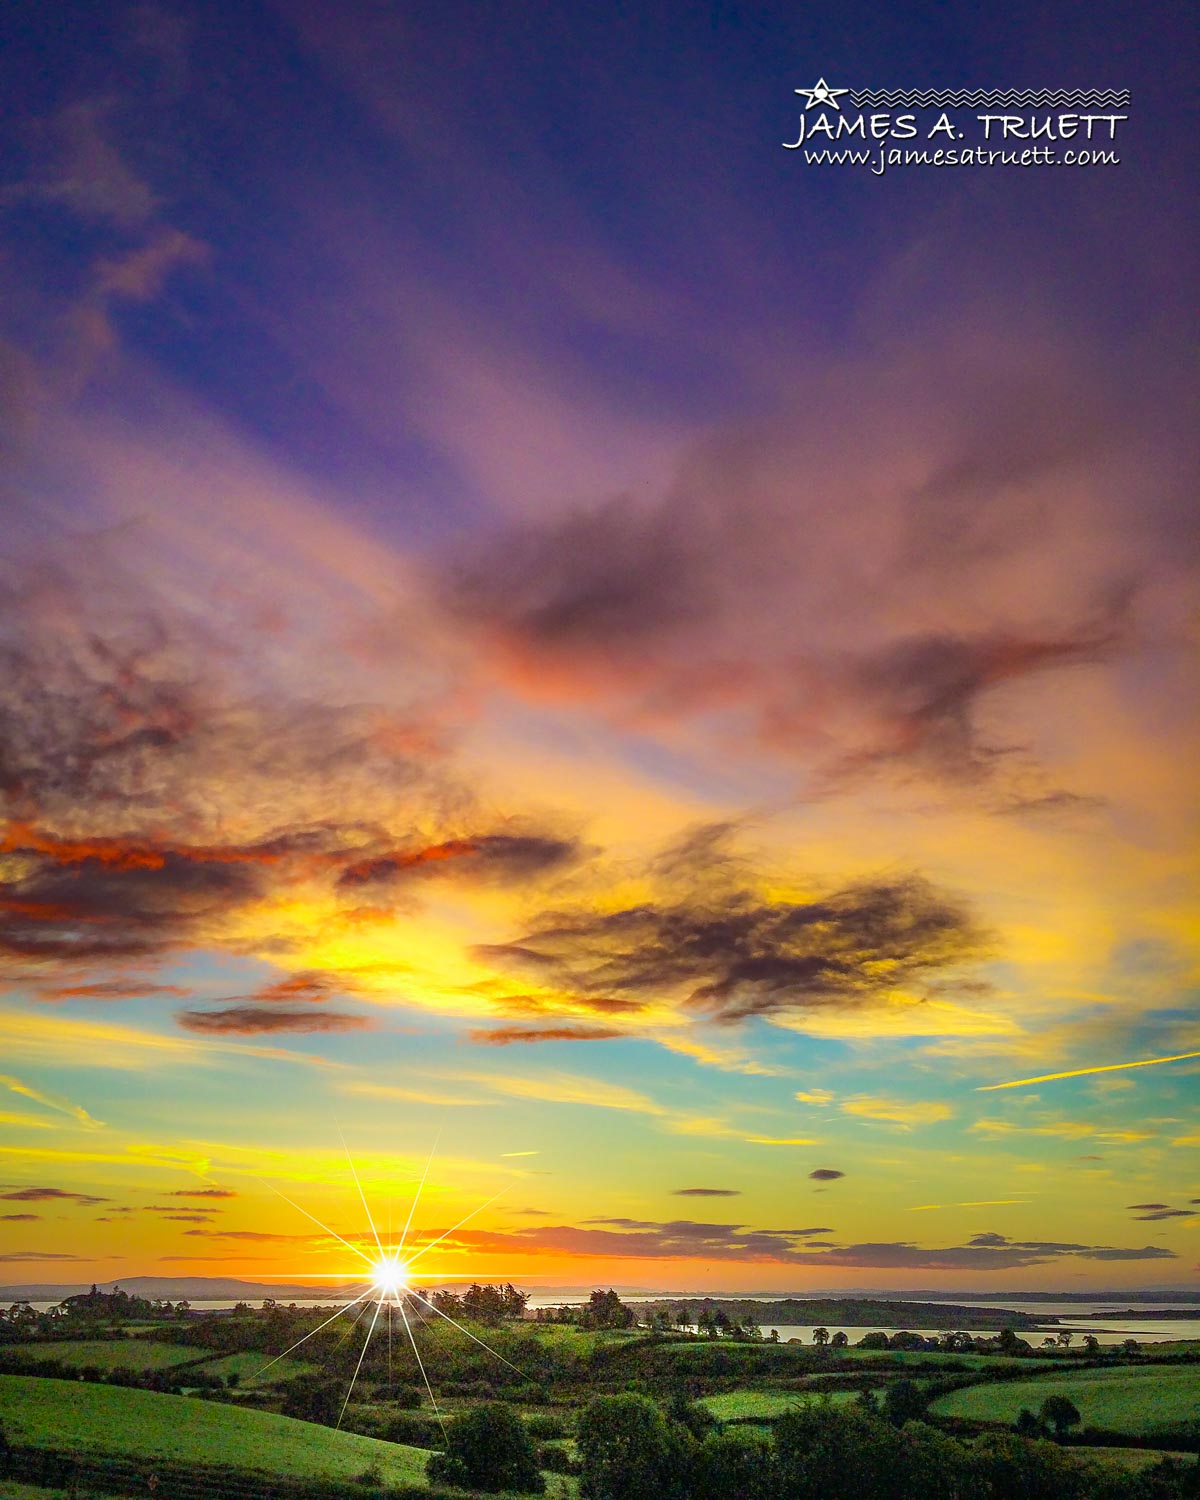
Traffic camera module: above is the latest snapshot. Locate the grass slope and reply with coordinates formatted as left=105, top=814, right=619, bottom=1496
left=6, top=1339, right=203, bottom=1371
left=931, top=1365, right=1200, bottom=1436
left=0, top=1374, right=433, bottom=1486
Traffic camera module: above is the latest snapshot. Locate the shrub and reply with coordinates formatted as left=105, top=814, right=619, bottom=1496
left=426, top=1401, right=545, bottom=1494
left=577, top=1393, right=692, bottom=1500
left=689, top=1429, right=775, bottom=1500
left=526, top=1413, right=567, bottom=1440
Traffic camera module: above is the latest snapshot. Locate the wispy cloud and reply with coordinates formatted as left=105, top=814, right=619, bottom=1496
left=839, top=1097, right=954, bottom=1129
left=0, top=1073, right=102, bottom=1129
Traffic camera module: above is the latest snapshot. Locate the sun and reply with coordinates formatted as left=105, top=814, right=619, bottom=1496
left=370, top=1255, right=409, bottom=1300
left=253, top=1134, right=524, bottom=1432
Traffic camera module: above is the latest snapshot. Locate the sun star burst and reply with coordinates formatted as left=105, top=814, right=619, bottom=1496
left=253, top=1131, right=522, bottom=1436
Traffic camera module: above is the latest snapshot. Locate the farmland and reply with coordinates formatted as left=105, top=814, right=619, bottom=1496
left=930, top=1363, right=1200, bottom=1436
left=4, top=1338, right=204, bottom=1372
left=698, top=1388, right=858, bottom=1421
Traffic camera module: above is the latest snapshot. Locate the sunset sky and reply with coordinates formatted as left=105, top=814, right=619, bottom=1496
left=0, top=0, right=1196, bottom=1295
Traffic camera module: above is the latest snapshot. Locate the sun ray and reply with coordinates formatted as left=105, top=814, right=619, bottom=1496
left=399, top=1296, right=448, bottom=1443
left=262, top=1132, right=523, bottom=1434
left=339, top=1295, right=383, bottom=1428
left=340, top=1121, right=385, bottom=1261
left=408, top=1287, right=527, bottom=1378
left=403, top=1187, right=510, bottom=1269
left=252, top=1283, right=374, bottom=1379
left=331, top=1295, right=377, bottom=1356
left=397, top=1128, right=441, bottom=1257
left=252, top=1173, right=376, bottom=1269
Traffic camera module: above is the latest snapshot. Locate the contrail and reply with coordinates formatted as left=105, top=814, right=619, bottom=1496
left=978, top=1049, right=1200, bottom=1091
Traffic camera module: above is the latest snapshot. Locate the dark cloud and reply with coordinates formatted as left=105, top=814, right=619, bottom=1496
left=0, top=1186, right=108, bottom=1205
left=466, top=1024, right=622, bottom=1045
left=438, top=1216, right=1177, bottom=1270
left=672, top=1188, right=741, bottom=1197
left=168, top=1187, right=236, bottom=1198
left=0, top=565, right=479, bottom=981
left=1131, top=1208, right=1193, bottom=1221
left=444, top=346, right=1170, bottom=797
left=1127, top=1202, right=1169, bottom=1209
left=483, top=871, right=984, bottom=1025
left=339, top=832, right=580, bottom=890
left=37, top=979, right=191, bottom=1001
left=835, top=620, right=1122, bottom=783
left=0, top=1250, right=86, bottom=1261
left=453, top=1217, right=849, bottom=1262
left=808, top=1169, right=845, bottom=1181
left=464, top=979, right=646, bottom=1020
left=182, top=1228, right=322, bottom=1242
left=175, top=1005, right=372, bottom=1034
left=0, top=827, right=276, bottom=968
left=0, top=1213, right=40, bottom=1221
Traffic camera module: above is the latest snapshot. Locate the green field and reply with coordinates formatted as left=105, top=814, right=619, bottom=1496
left=4, top=1338, right=204, bottom=1372
left=0, top=1374, right=433, bottom=1486
left=1069, top=1448, right=1198, bottom=1472
left=192, top=1348, right=317, bottom=1385
left=931, top=1365, right=1200, bottom=1436
left=699, top=1388, right=858, bottom=1421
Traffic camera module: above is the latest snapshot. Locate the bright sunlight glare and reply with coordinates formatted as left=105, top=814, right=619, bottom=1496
left=371, top=1257, right=409, bottom=1299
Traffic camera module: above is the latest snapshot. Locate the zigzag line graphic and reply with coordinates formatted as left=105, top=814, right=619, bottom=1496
left=848, top=90, right=1130, bottom=108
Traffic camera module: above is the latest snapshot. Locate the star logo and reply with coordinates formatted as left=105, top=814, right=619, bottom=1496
left=794, top=78, right=849, bottom=111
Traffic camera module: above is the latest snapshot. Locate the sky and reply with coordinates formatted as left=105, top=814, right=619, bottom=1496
left=0, top=0, right=1196, bottom=1296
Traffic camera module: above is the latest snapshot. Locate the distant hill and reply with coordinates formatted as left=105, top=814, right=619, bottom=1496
left=0, top=1276, right=361, bottom=1302
left=638, top=1296, right=1051, bottom=1330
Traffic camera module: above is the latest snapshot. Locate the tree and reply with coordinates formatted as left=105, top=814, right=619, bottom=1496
left=1120, top=1338, right=1141, bottom=1355
left=689, top=1430, right=774, bottom=1500
left=971, top=1432, right=1086, bottom=1500
left=858, top=1331, right=890, bottom=1350
left=577, top=1393, right=690, bottom=1500
left=883, top=1378, right=928, bottom=1427
left=811, top=1326, right=830, bottom=1346
left=774, top=1403, right=902, bottom=1500
left=426, top=1402, right=545, bottom=1493
left=580, top=1289, right=634, bottom=1331
left=1038, top=1394, right=1081, bottom=1438
left=1082, top=1335, right=1100, bottom=1354
left=831, top=1330, right=849, bottom=1348
left=281, top=1376, right=342, bottom=1426
left=1056, top=1330, right=1073, bottom=1348
left=1015, top=1408, right=1046, bottom=1437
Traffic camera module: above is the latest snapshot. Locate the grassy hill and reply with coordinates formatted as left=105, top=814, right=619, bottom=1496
left=930, top=1364, right=1200, bottom=1437
left=0, top=1374, right=433, bottom=1486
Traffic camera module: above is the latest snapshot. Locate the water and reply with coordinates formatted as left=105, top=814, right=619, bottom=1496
left=13, top=1297, right=1199, bottom=1344
left=527, top=1294, right=1200, bottom=1346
